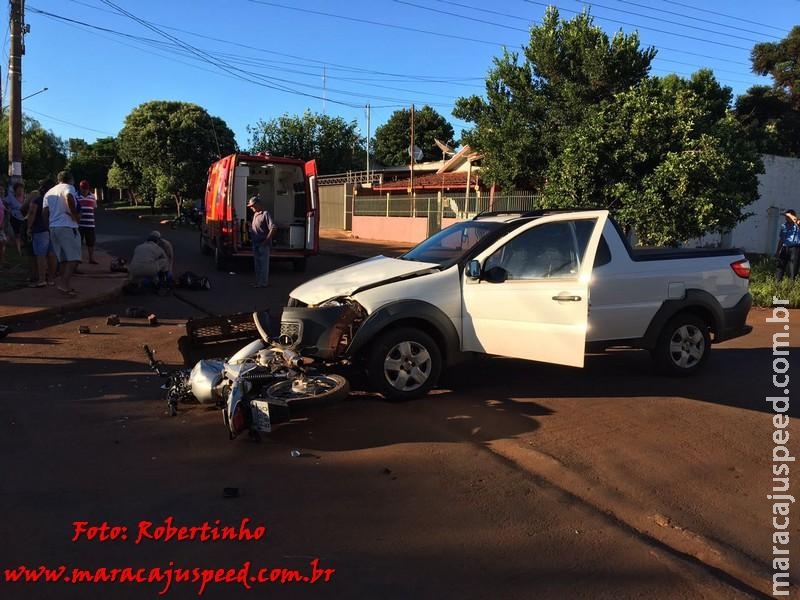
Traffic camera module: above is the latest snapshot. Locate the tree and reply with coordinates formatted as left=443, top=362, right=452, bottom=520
left=373, top=105, right=455, bottom=166
left=454, top=7, right=655, bottom=190
left=247, top=111, right=364, bottom=174
left=751, top=25, right=800, bottom=110
left=116, top=101, right=237, bottom=214
left=734, top=26, right=800, bottom=157
left=0, top=114, right=68, bottom=190
left=68, top=136, right=118, bottom=192
left=540, top=75, right=762, bottom=245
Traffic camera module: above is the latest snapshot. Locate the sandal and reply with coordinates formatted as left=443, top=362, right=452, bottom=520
left=28, top=281, right=47, bottom=288
left=57, top=287, right=78, bottom=296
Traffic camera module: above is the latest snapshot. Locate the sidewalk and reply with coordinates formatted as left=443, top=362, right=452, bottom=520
left=0, top=248, right=128, bottom=325
left=0, top=231, right=415, bottom=325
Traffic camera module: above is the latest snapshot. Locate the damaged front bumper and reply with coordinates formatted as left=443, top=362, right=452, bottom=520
left=279, top=299, right=365, bottom=361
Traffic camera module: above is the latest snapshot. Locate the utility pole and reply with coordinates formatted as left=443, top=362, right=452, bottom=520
left=9, top=0, right=25, bottom=187
left=409, top=103, right=414, bottom=200
left=365, top=103, right=370, bottom=179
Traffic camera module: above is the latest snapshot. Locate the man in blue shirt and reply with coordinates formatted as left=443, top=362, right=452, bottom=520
left=776, top=209, right=800, bottom=282
left=248, top=195, right=276, bottom=288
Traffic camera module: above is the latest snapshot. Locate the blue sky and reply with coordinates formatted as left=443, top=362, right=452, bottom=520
left=14, top=0, right=799, bottom=150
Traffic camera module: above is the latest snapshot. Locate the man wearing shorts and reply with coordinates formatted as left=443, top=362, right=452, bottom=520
left=78, top=179, right=98, bottom=264
left=43, top=171, right=81, bottom=296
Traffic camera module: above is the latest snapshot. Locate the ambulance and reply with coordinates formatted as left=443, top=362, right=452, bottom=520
left=200, top=153, right=320, bottom=271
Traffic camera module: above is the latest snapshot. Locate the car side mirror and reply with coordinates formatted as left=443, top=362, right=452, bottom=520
left=467, top=259, right=481, bottom=279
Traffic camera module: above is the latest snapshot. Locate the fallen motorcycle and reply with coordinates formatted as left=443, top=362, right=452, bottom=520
left=143, top=311, right=349, bottom=440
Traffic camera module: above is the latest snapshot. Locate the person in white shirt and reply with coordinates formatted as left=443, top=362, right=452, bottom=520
left=43, top=170, right=81, bottom=296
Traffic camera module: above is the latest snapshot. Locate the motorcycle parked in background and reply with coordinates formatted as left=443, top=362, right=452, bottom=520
left=170, top=205, right=204, bottom=229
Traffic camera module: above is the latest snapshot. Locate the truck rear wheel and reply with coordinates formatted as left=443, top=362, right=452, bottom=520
left=200, top=233, right=212, bottom=256
left=652, top=314, right=711, bottom=376
left=366, top=327, right=442, bottom=401
left=214, top=242, right=227, bottom=271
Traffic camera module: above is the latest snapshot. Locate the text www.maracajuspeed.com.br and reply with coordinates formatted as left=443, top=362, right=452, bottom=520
left=4, top=559, right=335, bottom=596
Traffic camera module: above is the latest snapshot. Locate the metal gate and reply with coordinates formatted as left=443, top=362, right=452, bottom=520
left=319, top=183, right=352, bottom=230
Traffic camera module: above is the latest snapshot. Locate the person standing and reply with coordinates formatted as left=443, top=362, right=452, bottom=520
left=775, top=209, right=800, bottom=282
left=77, top=179, right=98, bottom=264
left=4, top=181, right=27, bottom=256
left=25, top=178, right=57, bottom=287
left=43, top=170, right=81, bottom=296
left=0, top=193, right=7, bottom=265
left=247, top=195, right=276, bottom=288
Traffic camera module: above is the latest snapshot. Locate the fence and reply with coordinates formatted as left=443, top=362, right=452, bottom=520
left=353, top=191, right=539, bottom=219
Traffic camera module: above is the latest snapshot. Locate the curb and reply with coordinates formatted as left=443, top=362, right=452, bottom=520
left=0, top=280, right=127, bottom=326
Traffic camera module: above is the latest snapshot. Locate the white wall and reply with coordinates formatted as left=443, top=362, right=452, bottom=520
left=688, top=154, right=800, bottom=254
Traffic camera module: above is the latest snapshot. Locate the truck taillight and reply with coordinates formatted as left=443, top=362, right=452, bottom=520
left=730, top=259, right=750, bottom=279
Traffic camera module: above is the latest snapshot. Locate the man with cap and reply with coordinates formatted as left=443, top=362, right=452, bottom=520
left=77, top=179, right=98, bottom=264
left=248, top=195, right=276, bottom=288
left=128, top=231, right=171, bottom=287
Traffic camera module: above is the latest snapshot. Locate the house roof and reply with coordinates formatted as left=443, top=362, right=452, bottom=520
left=436, top=145, right=482, bottom=175
left=372, top=144, right=482, bottom=192
left=373, top=171, right=479, bottom=192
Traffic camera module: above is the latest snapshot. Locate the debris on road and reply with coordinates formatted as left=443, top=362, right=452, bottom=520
left=125, top=306, right=148, bottom=318
left=78, top=325, right=91, bottom=334
left=148, top=314, right=159, bottom=326
left=106, top=314, right=120, bottom=326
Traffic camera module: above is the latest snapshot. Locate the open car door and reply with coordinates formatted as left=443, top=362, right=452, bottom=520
left=304, top=159, right=319, bottom=253
left=461, top=211, right=608, bottom=367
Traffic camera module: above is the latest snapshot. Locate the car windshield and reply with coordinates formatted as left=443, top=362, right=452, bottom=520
left=400, top=221, right=504, bottom=266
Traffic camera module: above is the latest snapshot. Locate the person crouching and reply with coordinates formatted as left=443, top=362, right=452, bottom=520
left=128, top=231, right=171, bottom=291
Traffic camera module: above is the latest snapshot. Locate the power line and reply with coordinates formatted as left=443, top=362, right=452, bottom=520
left=436, top=0, right=751, bottom=67
left=611, top=0, right=781, bottom=39
left=29, top=5, right=480, bottom=108
left=247, top=0, right=512, bottom=47
left=660, top=0, right=789, bottom=33
left=25, top=108, right=115, bottom=135
left=393, top=0, right=529, bottom=32
left=574, top=0, right=768, bottom=44
left=524, top=1, right=752, bottom=51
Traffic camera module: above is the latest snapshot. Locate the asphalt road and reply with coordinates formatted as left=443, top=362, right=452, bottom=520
left=0, top=208, right=796, bottom=599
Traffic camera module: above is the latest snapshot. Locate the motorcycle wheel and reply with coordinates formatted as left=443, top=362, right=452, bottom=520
left=265, top=374, right=349, bottom=406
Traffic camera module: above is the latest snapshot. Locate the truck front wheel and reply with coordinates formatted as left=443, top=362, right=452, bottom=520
left=652, top=314, right=711, bottom=376
left=367, top=327, right=442, bottom=401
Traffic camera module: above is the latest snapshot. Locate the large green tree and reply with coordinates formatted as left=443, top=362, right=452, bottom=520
left=541, top=73, right=762, bottom=245
left=116, top=101, right=237, bottom=214
left=454, top=8, right=762, bottom=244
left=67, top=136, right=118, bottom=192
left=0, top=115, right=67, bottom=190
left=247, top=110, right=364, bottom=174
left=373, top=105, right=455, bottom=166
left=734, top=26, right=800, bottom=157
left=454, top=7, right=655, bottom=190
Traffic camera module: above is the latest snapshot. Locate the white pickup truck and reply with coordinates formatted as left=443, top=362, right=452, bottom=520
left=279, top=210, right=752, bottom=400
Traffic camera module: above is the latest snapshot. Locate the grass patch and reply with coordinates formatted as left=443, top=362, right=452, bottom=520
left=748, top=255, right=800, bottom=308
left=0, top=250, right=32, bottom=292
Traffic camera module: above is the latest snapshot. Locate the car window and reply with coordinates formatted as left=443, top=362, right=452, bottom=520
left=485, top=218, right=598, bottom=279
left=403, top=221, right=502, bottom=265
